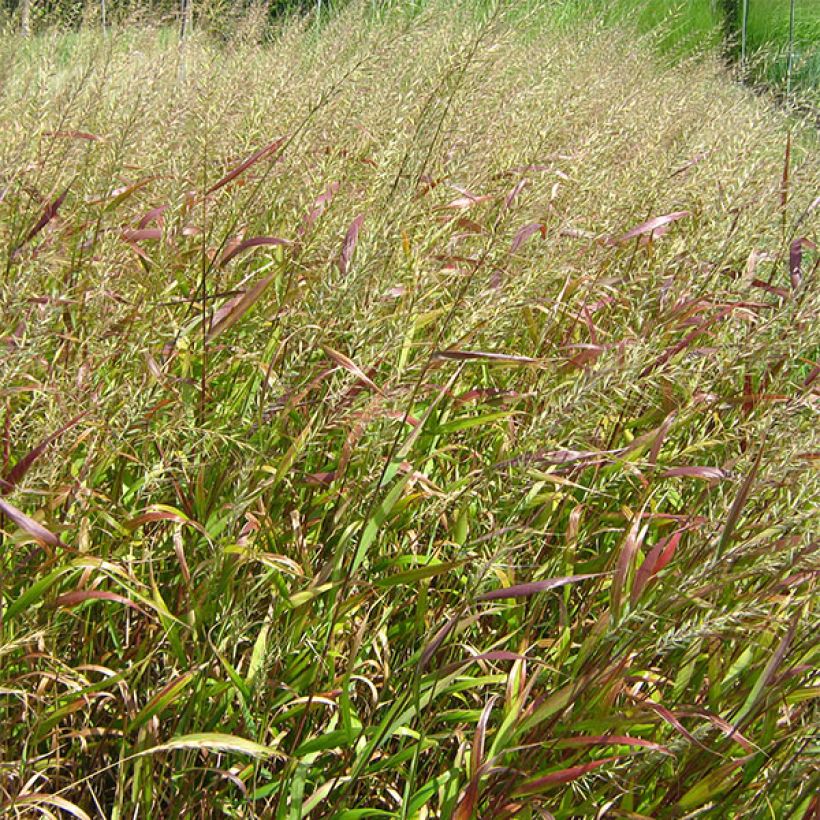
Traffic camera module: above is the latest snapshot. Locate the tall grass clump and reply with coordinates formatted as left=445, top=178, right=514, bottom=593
left=0, top=2, right=818, bottom=817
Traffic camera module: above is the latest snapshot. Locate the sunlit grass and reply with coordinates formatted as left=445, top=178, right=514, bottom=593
left=0, top=2, right=818, bottom=817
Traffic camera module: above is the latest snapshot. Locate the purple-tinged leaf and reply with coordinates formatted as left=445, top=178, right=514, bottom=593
left=631, top=530, right=684, bottom=606
left=512, top=756, right=624, bottom=796
left=322, top=344, right=383, bottom=395
left=478, top=573, right=602, bottom=602
left=17, top=188, right=70, bottom=250
left=205, top=136, right=286, bottom=197
left=55, top=589, right=149, bottom=617
left=338, top=213, right=364, bottom=275
left=432, top=349, right=538, bottom=365
left=220, top=236, right=291, bottom=266
left=612, top=512, right=647, bottom=620
left=44, top=129, right=100, bottom=141
left=0, top=497, right=67, bottom=548
left=121, top=228, right=162, bottom=242
left=789, top=237, right=816, bottom=289
left=299, top=182, right=340, bottom=236
left=626, top=693, right=709, bottom=750
left=662, top=466, right=727, bottom=480
left=556, top=735, right=673, bottom=756
left=503, top=179, right=528, bottom=209
left=137, top=205, right=168, bottom=229
left=510, top=222, right=545, bottom=254
left=1, top=414, right=86, bottom=495
left=616, top=211, right=690, bottom=244
left=207, top=273, right=276, bottom=341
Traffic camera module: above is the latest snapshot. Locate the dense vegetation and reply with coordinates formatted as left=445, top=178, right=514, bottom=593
left=1, top=1, right=818, bottom=817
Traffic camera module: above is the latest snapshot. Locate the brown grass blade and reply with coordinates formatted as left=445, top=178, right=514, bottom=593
left=611, top=511, right=647, bottom=621
left=627, top=693, right=709, bottom=750
left=455, top=695, right=498, bottom=820
left=503, top=179, right=528, bottom=209
left=137, top=205, right=168, bottom=229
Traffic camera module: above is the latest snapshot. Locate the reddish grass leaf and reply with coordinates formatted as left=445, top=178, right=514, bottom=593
left=648, top=412, right=676, bottom=467
left=0, top=497, right=67, bottom=548
left=640, top=307, right=732, bottom=377
left=220, top=236, right=291, bottom=266
left=677, top=709, right=755, bottom=751
left=612, top=512, right=647, bottom=620
left=137, top=205, right=168, bottom=229
left=322, top=345, right=383, bottom=395
left=1, top=414, right=86, bottom=495
left=556, top=735, right=673, bottom=756
left=205, top=136, right=286, bottom=197
left=670, top=151, right=711, bottom=177
left=56, top=589, right=149, bottom=617
left=503, top=179, right=528, bottom=209
left=207, top=273, right=277, bottom=341
left=44, top=129, right=100, bottom=141
left=455, top=695, right=498, bottom=820
left=338, top=213, right=364, bottom=275
left=432, top=349, right=538, bottom=365
left=631, top=530, right=683, bottom=606
left=121, top=228, right=162, bottom=242
left=478, top=573, right=602, bottom=602
left=304, top=471, right=337, bottom=486
left=512, top=756, right=623, bottom=796
left=662, top=466, right=727, bottom=481
left=125, top=508, right=208, bottom=538
left=510, top=222, right=546, bottom=254
left=441, top=651, right=533, bottom=675
left=719, top=440, right=765, bottom=553
left=789, top=237, right=816, bottom=289
left=444, top=194, right=493, bottom=210
left=627, top=694, right=708, bottom=750
left=17, top=188, right=70, bottom=250
left=616, top=211, right=690, bottom=244
left=299, top=182, right=340, bottom=235
left=750, top=279, right=789, bottom=298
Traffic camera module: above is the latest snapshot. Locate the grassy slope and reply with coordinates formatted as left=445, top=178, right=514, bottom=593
left=1, top=3, right=818, bottom=817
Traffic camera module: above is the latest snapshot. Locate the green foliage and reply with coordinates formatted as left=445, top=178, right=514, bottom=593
left=0, top=2, right=818, bottom=816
